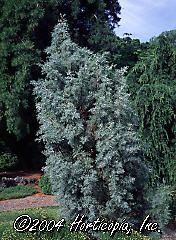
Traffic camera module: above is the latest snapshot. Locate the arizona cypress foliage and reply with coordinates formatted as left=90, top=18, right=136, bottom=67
left=33, top=19, right=147, bottom=222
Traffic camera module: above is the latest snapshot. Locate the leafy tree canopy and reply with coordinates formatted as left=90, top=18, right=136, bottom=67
left=127, top=35, right=176, bottom=185
left=0, top=0, right=121, bottom=138
left=0, top=0, right=121, bottom=166
left=153, top=29, right=176, bottom=49
left=88, top=21, right=145, bottom=69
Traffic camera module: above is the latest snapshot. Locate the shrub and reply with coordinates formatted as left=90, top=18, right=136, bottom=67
left=98, top=231, right=150, bottom=240
left=33, top=19, right=148, bottom=224
left=0, top=153, right=18, bottom=171
left=145, top=184, right=172, bottom=230
left=39, top=175, right=52, bottom=195
left=171, top=189, right=176, bottom=221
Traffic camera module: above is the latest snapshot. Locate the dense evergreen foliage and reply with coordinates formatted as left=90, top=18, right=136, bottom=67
left=0, top=0, right=121, bottom=168
left=127, top=35, right=176, bottom=185
left=33, top=19, right=148, bottom=223
left=0, top=0, right=59, bottom=167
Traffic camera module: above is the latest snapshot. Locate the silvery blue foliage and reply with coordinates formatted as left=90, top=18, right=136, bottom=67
left=33, top=18, right=148, bottom=222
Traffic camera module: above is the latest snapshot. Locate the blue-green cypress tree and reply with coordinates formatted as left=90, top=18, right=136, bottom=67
left=33, top=19, right=148, bottom=223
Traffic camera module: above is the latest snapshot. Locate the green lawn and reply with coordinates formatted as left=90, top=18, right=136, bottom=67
left=0, top=207, right=151, bottom=240
left=0, top=206, right=57, bottom=222
left=0, top=207, right=87, bottom=240
left=0, top=185, right=37, bottom=200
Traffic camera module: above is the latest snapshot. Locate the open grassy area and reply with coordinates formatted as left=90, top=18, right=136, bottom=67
left=0, top=207, right=151, bottom=240
left=0, top=207, right=87, bottom=240
left=0, top=185, right=37, bottom=200
left=0, top=206, right=57, bottom=222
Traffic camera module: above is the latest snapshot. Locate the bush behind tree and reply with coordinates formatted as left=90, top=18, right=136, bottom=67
left=0, top=153, right=18, bottom=171
left=127, top=35, right=176, bottom=186
left=39, top=175, right=52, bottom=195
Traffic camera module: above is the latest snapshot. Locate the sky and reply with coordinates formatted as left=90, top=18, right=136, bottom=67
left=116, top=0, right=176, bottom=42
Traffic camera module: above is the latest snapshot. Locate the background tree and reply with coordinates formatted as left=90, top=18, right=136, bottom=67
left=57, top=0, right=121, bottom=47
left=88, top=21, right=145, bottom=70
left=0, top=0, right=121, bottom=169
left=159, top=29, right=176, bottom=49
left=33, top=19, right=148, bottom=223
left=127, top=35, right=176, bottom=185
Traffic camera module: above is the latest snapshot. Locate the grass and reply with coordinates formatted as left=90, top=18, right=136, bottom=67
left=0, top=207, right=87, bottom=240
left=0, top=206, right=58, bottom=222
left=0, top=207, right=58, bottom=223
left=0, top=185, right=37, bottom=200
left=0, top=207, right=152, bottom=240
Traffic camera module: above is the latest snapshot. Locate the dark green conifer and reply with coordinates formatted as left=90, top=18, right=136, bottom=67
left=127, top=35, right=176, bottom=185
